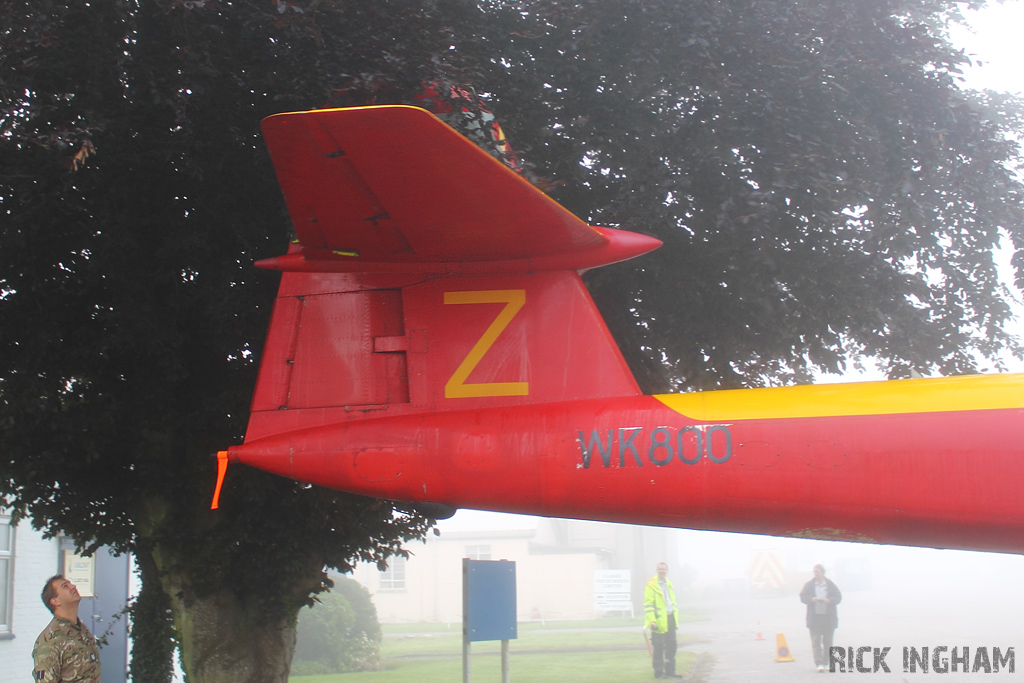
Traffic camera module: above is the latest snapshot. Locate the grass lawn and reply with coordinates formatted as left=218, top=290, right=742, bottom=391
left=290, top=614, right=704, bottom=682
left=291, top=650, right=697, bottom=682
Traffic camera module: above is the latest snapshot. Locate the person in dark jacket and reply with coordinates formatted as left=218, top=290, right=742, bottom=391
left=799, top=564, right=842, bottom=672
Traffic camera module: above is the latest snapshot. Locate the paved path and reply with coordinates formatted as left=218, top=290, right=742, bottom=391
left=681, top=586, right=1022, bottom=682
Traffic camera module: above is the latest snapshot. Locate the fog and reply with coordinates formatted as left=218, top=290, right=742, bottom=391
left=951, top=2, right=1024, bottom=95
left=430, top=14, right=1024, bottom=676
left=440, top=510, right=1024, bottom=680
left=439, top=508, right=1024, bottom=603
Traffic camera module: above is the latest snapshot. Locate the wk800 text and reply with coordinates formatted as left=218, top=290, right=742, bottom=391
left=577, top=425, right=733, bottom=468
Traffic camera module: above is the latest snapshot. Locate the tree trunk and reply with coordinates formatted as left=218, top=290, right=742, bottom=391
left=130, top=552, right=176, bottom=683
left=163, top=575, right=300, bottom=683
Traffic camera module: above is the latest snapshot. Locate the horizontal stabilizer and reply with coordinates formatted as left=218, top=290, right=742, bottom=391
left=261, top=106, right=657, bottom=271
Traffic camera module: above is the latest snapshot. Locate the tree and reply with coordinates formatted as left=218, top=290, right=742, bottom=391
left=293, top=577, right=381, bottom=675
left=0, top=2, right=452, bottom=681
left=474, top=0, right=1024, bottom=390
left=2, top=1, right=1023, bottom=681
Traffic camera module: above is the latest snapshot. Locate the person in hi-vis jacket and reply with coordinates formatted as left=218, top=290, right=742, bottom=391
left=645, top=562, right=683, bottom=679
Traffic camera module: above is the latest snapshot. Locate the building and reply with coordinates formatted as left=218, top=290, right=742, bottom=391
left=0, top=511, right=130, bottom=683
left=1, top=512, right=59, bottom=680
left=349, top=516, right=677, bottom=624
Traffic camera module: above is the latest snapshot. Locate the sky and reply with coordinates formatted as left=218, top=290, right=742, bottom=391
left=436, top=2, right=1024, bottom=584
left=950, top=1, right=1024, bottom=94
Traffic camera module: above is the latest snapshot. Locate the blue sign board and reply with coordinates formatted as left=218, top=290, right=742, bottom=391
left=463, top=559, right=517, bottom=642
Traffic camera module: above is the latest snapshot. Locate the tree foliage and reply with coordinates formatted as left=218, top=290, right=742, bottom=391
left=293, top=577, right=382, bottom=675
left=0, top=1, right=444, bottom=680
left=474, top=0, right=1024, bottom=390
left=2, top=0, right=1023, bottom=679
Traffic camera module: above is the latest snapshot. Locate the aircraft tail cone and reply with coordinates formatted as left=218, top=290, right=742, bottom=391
left=210, top=450, right=229, bottom=510
left=774, top=633, right=795, bottom=662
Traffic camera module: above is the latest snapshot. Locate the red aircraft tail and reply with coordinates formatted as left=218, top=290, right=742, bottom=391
left=214, top=107, right=1024, bottom=557
left=240, top=106, right=660, bottom=445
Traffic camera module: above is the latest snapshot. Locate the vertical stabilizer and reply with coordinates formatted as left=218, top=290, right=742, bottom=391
left=242, top=106, right=660, bottom=442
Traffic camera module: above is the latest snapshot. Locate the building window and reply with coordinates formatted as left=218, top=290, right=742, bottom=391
left=379, top=556, right=406, bottom=591
left=0, top=515, right=13, bottom=637
left=465, top=545, right=491, bottom=561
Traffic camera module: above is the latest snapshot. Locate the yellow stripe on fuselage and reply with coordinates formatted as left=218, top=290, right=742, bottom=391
left=654, top=373, right=1024, bottom=421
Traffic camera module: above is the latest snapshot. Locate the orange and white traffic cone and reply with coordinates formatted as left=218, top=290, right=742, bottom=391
left=754, top=620, right=765, bottom=640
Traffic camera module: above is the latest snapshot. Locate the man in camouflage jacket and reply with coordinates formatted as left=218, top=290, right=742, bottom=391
left=32, top=574, right=101, bottom=683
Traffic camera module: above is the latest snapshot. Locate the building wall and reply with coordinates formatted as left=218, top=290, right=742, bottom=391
left=0, top=518, right=60, bottom=681
left=353, top=532, right=556, bottom=624
left=0, top=514, right=130, bottom=683
left=516, top=553, right=598, bottom=621
left=349, top=520, right=674, bottom=624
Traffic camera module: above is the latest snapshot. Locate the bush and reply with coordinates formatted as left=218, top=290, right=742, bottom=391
left=293, top=577, right=381, bottom=673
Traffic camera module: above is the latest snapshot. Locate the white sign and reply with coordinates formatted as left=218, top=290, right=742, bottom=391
left=595, top=595, right=634, bottom=611
left=593, top=569, right=631, bottom=612
left=593, top=569, right=630, bottom=593
left=63, top=553, right=95, bottom=597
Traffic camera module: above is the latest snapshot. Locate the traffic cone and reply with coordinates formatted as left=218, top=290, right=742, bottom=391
left=754, top=620, right=765, bottom=640
left=774, top=633, right=795, bottom=662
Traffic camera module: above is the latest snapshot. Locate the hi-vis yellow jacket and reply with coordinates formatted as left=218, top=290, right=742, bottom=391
left=644, top=575, right=678, bottom=634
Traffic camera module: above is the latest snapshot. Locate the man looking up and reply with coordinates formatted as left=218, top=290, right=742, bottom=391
left=645, top=561, right=683, bottom=679
left=32, top=574, right=101, bottom=683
